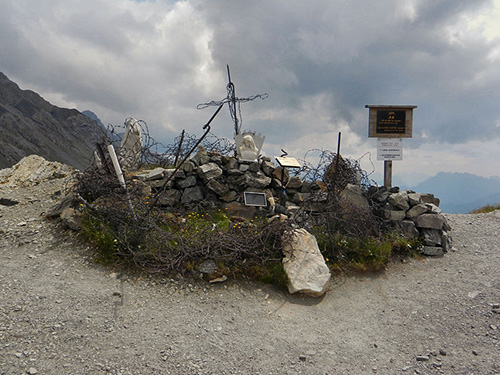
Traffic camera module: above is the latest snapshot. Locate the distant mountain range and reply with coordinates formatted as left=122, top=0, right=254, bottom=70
left=403, top=172, right=500, bottom=214
left=0, top=72, right=108, bottom=170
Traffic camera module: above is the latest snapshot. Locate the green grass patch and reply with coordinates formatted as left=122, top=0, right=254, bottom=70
left=469, top=203, right=500, bottom=214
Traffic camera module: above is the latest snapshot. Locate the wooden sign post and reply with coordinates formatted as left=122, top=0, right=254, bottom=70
left=366, top=105, right=417, bottom=188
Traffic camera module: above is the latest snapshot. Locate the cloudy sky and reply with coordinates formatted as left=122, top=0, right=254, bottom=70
left=2, top=0, right=500, bottom=185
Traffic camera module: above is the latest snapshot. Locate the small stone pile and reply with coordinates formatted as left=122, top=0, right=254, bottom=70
left=369, top=187, right=452, bottom=256
left=131, top=147, right=318, bottom=217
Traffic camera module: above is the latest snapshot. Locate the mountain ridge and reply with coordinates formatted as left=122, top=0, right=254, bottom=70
left=408, top=171, right=500, bottom=213
left=0, top=72, right=108, bottom=170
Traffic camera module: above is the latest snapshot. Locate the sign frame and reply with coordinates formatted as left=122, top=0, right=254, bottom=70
left=377, top=138, right=403, bottom=161
left=243, top=192, right=268, bottom=207
left=366, top=105, right=417, bottom=138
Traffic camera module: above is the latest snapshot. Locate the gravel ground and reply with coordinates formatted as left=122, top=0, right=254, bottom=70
left=1, top=178, right=499, bottom=375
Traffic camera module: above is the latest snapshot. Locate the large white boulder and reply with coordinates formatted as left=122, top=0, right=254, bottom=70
left=282, top=228, right=331, bottom=297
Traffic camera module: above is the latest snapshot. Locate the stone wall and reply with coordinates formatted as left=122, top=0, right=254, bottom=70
left=368, top=186, right=452, bottom=256
left=132, top=147, right=318, bottom=217
left=132, top=148, right=452, bottom=256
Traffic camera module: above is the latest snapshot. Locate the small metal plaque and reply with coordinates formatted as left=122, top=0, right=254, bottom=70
left=244, top=192, right=268, bottom=207
left=275, top=156, right=301, bottom=168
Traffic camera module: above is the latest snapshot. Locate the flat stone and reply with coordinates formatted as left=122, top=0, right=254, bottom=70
left=246, top=173, right=272, bottom=188
left=197, top=163, right=223, bottom=182
left=132, top=167, right=165, bottom=181
left=416, top=355, right=430, bottom=362
left=416, top=213, right=445, bottom=230
left=386, top=210, right=406, bottom=222
left=406, top=203, right=429, bottom=220
left=421, top=246, right=444, bottom=257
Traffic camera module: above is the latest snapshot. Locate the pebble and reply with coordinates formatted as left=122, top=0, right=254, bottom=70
left=416, top=355, right=430, bottom=362
left=27, top=368, right=38, bottom=375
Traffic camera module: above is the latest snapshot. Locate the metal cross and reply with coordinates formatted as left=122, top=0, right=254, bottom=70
left=197, top=65, right=268, bottom=136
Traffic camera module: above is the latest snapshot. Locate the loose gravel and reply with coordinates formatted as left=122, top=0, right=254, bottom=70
left=1, top=178, right=499, bottom=375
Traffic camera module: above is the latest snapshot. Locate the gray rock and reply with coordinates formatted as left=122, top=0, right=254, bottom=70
left=421, top=246, right=444, bottom=257
left=248, top=162, right=261, bottom=173
left=46, top=193, right=76, bottom=218
left=400, top=220, right=420, bottom=238
left=190, top=148, right=210, bottom=166
left=60, top=208, right=82, bottom=231
left=225, top=157, right=239, bottom=170
left=176, top=175, right=197, bottom=189
left=156, top=189, right=181, bottom=206
left=182, top=160, right=196, bottom=173
left=246, top=173, right=272, bottom=188
left=118, top=117, right=142, bottom=171
left=227, top=168, right=244, bottom=176
left=340, top=184, right=370, bottom=211
left=408, top=193, right=422, bottom=206
left=132, top=167, right=164, bottom=181
left=422, top=228, right=442, bottom=246
left=441, top=230, right=452, bottom=252
left=406, top=203, right=429, bottom=220
left=239, top=163, right=250, bottom=172
left=420, top=193, right=440, bottom=207
left=416, top=213, right=446, bottom=230
left=181, top=186, right=204, bottom=204
left=385, top=209, right=406, bottom=221
left=388, top=191, right=410, bottom=211
left=261, top=161, right=275, bottom=176
left=206, top=179, right=229, bottom=196
left=416, top=355, right=430, bottom=362
left=196, top=163, right=223, bottom=182
left=286, top=177, right=303, bottom=190
left=220, top=190, right=238, bottom=202
left=425, top=203, right=442, bottom=214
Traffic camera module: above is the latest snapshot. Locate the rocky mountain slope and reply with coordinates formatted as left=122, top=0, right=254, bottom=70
left=0, top=72, right=108, bottom=170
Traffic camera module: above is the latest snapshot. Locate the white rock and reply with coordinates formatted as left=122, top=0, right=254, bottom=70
left=282, top=228, right=331, bottom=297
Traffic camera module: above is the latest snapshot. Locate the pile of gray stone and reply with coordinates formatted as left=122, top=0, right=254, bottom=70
left=131, top=147, right=317, bottom=218
left=369, top=187, right=452, bottom=256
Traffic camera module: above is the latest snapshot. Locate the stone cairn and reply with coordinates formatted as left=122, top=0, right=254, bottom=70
left=131, top=147, right=316, bottom=219
left=368, top=186, right=452, bottom=257
left=132, top=147, right=453, bottom=260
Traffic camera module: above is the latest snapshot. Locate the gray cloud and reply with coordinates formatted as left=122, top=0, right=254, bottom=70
left=1, top=0, right=500, bottom=176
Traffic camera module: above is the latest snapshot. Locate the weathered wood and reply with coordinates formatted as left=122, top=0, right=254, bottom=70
left=366, top=105, right=417, bottom=138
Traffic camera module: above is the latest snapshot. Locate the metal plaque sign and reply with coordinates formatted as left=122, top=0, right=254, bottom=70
left=275, top=156, right=301, bottom=168
left=366, top=105, right=416, bottom=138
left=244, top=192, right=268, bottom=207
left=377, top=138, right=403, bottom=161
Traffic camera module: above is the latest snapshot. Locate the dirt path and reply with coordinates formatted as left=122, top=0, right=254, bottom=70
left=1, top=179, right=499, bottom=375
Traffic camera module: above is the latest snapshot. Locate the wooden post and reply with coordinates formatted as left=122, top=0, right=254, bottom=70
left=384, top=160, right=392, bottom=188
